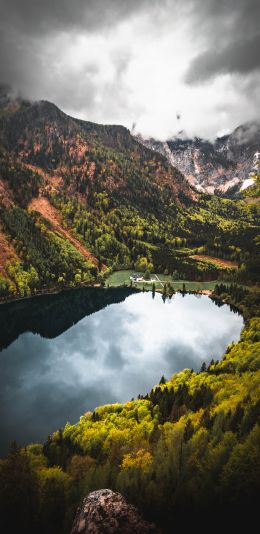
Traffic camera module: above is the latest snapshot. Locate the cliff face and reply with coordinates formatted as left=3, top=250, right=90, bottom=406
left=71, top=489, right=161, bottom=534
left=136, top=121, right=260, bottom=195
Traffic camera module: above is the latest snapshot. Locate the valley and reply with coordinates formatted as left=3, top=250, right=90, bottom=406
left=0, top=88, right=259, bottom=304
left=1, top=0, right=260, bottom=532
left=0, top=88, right=259, bottom=534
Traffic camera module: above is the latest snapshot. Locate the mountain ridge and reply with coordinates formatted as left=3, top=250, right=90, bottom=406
left=136, top=120, right=260, bottom=195
left=0, top=91, right=197, bottom=213
left=0, top=87, right=259, bottom=301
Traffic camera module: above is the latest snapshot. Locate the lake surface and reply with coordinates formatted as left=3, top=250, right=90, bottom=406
left=0, top=288, right=243, bottom=455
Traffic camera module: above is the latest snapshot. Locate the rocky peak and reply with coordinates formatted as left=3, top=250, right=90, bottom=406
left=71, top=489, right=161, bottom=534
left=136, top=121, right=260, bottom=196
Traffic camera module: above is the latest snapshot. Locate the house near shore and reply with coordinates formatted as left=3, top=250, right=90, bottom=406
left=130, top=274, right=144, bottom=283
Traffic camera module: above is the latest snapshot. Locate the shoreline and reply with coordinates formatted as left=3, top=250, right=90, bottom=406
left=0, top=280, right=215, bottom=307
left=0, top=273, right=256, bottom=307
left=0, top=279, right=257, bottom=460
left=0, top=280, right=102, bottom=306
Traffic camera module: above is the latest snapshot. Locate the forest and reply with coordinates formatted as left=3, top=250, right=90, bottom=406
left=47, top=189, right=259, bottom=281
left=0, top=97, right=259, bottom=299
left=0, top=95, right=259, bottom=533
left=0, top=207, right=96, bottom=297
left=1, top=188, right=259, bottom=299
left=0, top=286, right=259, bottom=533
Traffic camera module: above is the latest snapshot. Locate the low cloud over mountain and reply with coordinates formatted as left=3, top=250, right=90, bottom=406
left=0, top=0, right=260, bottom=139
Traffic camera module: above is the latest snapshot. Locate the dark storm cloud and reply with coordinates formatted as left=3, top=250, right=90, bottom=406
left=186, top=35, right=260, bottom=84
left=0, top=0, right=158, bottom=35
left=185, top=0, right=260, bottom=84
left=0, top=0, right=160, bottom=118
left=0, top=0, right=259, bottom=137
left=0, top=0, right=148, bottom=79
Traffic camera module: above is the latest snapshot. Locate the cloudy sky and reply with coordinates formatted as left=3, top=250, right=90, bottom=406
left=0, top=0, right=259, bottom=139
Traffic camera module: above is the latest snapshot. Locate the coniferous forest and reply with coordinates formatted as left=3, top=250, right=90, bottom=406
left=0, top=93, right=259, bottom=534
left=0, top=288, right=259, bottom=533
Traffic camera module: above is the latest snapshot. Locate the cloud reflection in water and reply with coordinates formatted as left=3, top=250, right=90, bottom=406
left=0, top=292, right=243, bottom=454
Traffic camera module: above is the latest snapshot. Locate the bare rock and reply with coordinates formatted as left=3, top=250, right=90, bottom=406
left=71, top=489, right=161, bottom=534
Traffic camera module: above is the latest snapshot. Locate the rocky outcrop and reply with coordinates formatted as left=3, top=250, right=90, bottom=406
left=136, top=121, right=260, bottom=195
left=70, top=489, right=161, bottom=534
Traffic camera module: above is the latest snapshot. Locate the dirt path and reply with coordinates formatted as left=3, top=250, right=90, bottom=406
left=155, top=274, right=164, bottom=287
left=190, top=254, right=238, bottom=269
left=29, top=197, right=105, bottom=270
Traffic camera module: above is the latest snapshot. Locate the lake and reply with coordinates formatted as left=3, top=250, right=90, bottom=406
left=0, top=287, right=243, bottom=455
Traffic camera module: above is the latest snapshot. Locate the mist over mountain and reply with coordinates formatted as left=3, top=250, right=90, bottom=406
left=0, top=86, right=195, bottom=211
left=0, top=85, right=258, bottom=304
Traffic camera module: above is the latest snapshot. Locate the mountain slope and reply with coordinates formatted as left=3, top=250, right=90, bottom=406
left=0, top=88, right=259, bottom=300
left=29, top=197, right=104, bottom=269
left=0, top=225, right=18, bottom=278
left=0, top=90, right=198, bottom=299
left=0, top=94, right=196, bottom=212
left=136, top=122, right=260, bottom=195
left=1, top=287, right=258, bottom=533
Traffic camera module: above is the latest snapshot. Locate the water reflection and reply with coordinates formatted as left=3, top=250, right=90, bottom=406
left=0, top=286, right=136, bottom=350
left=0, top=290, right=243, bottom=454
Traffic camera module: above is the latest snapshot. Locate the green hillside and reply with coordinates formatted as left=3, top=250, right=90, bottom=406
left=0, top=96, right=259, bottom=533
left=0, top=98, right=259, bottom=300
left=0, top=286, right=259, bottom=533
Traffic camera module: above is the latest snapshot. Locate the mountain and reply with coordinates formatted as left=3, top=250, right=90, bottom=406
left=136, top=122, right=260, bottom=195
left=0, top=90, right=259, bottom=534
left=0, top=87, right=199, bottom=299
left=0, top=89, right=196, bottom=212
left=0, top=86, right=259, bottom=301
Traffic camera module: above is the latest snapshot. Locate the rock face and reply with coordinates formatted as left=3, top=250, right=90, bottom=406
left=136, top=121, right=260, bottom=195
left=70, top=489, right=160, bottom=534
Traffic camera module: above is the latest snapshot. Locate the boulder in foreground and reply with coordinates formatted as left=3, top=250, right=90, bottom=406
left=71, top=489, right=161, bottom=533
